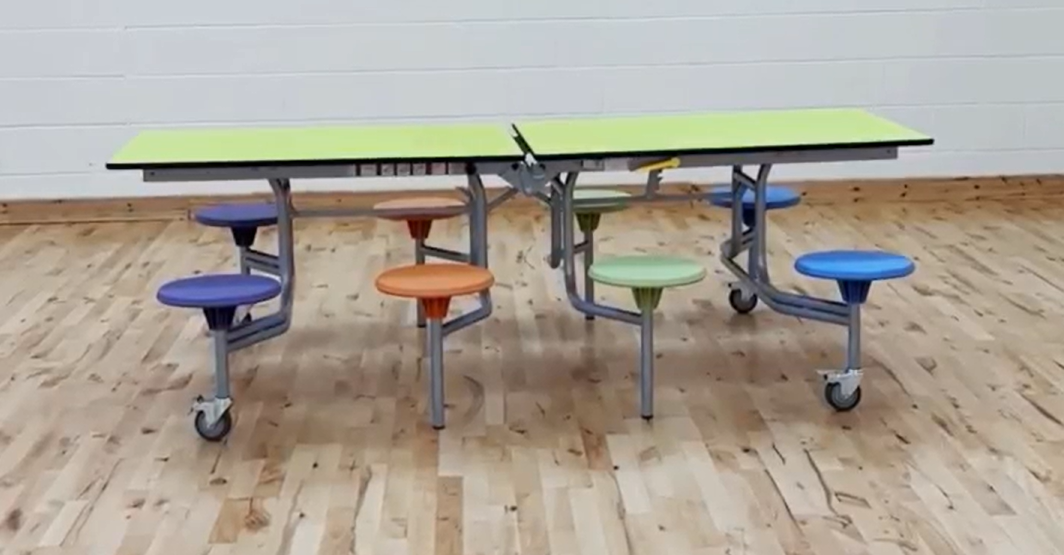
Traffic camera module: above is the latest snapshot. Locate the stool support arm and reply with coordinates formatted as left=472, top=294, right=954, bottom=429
left=558, top=172, right=640, bottom=325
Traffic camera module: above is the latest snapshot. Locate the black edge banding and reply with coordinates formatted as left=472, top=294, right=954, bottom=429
left=528, top=137, right=934, bottom=163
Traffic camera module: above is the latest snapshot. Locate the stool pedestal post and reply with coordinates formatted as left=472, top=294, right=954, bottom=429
left=212, top=328, right=231, bottom=401
left=426, top=317, right=444, bottom=429
left=639, top=309, right=654, bottom=419
left=420, top=297, right=452, bottom=429
left=846, top=302, right=861, bottom=373
left=415, top=238, right=427, bottom=328
left=576, top=213, right=602, bottom=321
left=193, top=306, right=239, bottom=440
left=583, top=227, right=595, bottom=319
left=632, top=287, right=664, bottom=420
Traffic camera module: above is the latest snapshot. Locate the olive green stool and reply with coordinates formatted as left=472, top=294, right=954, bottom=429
left=573, top=189, right=631, bottom=319
left=588, top=255, right=706, bottom=419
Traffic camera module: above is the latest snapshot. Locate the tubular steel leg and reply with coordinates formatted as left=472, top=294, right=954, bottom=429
left=583, top=227, right=595, bottom=320
left=728, top=166, right=745, bottom=258
left=549, top=181, right=564, bottom=269
left=752, top=165, right=772, bottom=284
left=213, top=329, right=231, bottom=401
left=269, top=178, right=296, bottom=318
left=427, top=318, right=445, bottom=429
left=415, top=238, right=427, bottom=328
left=234, top=246, right=252, bottom=323
left=640, top=309, right=654, bottom=419
left=846, top=303, right=861, bottom=372
left=556, top=174, right=640, bottom=325
left=467, top=171, right=489, bottom=269
left=192, top=328, right=234, bottom=430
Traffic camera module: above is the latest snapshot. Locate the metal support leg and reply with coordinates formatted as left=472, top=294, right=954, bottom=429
left=234, top=246, right=252, bottom=323
left=639, top=309, right=654, bottom=419
left=269, top=178, right=296, bottom=319
left=467, top=171, right=489, bottom=269
left=427, top=317, right=445, bottom=429
left=415, top=238, right=426, bottom=328
left=192, top=328, right=234, bottom=440
left=752, top=165, right=772, bottom=285
left=583, top=227, right=595, bottom=320
left=820, top=302, right=864, bottom=410
left=212, top=329, right=231, bottom=401
left=225, top=178, right=295, bottom=352
left=440, top=169, right=493, bottom=338
left=556, top=173, right=639, bottom=325
left=846, top=303, right=861, bottom=374
left=549, top=179, right=564, bottom=270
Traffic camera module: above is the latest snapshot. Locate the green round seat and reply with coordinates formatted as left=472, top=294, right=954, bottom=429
left=588, top=254, right=706, bottom=420
left=573, top=189, right=631, bottom=235
left=589, top=255, right=706, bottom=289
left=573, top=189, right=631, bottom=215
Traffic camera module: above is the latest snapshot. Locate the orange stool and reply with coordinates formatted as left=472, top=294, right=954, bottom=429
left=374, top=197, right=467, bottom=327
left=376, top=263, right=494, bottom=429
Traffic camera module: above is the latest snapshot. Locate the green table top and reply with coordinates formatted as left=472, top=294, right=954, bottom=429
left=106, top=123, right=525, bottom=170
left=514, top=108, right=933, bottom=160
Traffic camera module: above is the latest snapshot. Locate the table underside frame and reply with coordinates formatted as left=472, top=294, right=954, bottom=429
left=139, top=141, right=903, bottom=419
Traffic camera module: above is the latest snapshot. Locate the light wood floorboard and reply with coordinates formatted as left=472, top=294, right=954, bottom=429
left=2, top=201, right=1064, bottom=555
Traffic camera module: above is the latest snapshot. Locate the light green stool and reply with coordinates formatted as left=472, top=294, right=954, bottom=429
left=573, top=189, right=631, bottom=320
left=588, top=255, right=706, bottom=419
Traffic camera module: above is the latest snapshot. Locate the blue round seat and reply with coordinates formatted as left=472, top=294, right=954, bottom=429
left=707, top=185, right=802, bottom=211
left=157, top=274, right=282, bottom=309
left=193, top=203, right=278, bottom=229
left=795, top=250, right=914, bottom=305
left=795, top=250, right=914, bottom=282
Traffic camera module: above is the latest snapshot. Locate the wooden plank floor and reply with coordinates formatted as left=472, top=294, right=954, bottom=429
left=2, top=200, right=1064, bottom=555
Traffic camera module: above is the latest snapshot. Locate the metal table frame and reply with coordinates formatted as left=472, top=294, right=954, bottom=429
left=143, top=161, right=521, bottom=425
left=502, top=142, right=906, bottom=401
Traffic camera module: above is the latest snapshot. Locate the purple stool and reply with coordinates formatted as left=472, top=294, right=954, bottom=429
left=157, top=273, right=282, bottom=441
left=193, top=203, right=281, bottom=323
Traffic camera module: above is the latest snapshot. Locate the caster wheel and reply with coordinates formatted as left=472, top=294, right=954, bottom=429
left=194, top=410, right=233, bottom=442
left=824, top=382, right=862, bottom=412
left=728, top=289, right=759, bottom=314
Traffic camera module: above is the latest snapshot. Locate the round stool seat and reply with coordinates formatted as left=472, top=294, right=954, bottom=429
left=795, top=250, right=915, bottom=282
left=589, top=255, right=706, bottom=289
left=376, top=263, right=494, bottom=299
left=157, top=274, right=282, bottom=309
left=573, top=189, right=631, bottom=215
left=193, top=203, right=278, bottom=228
left=374, top=197, right=465, bottom=221
left=707, top=185, right=802, bottom=210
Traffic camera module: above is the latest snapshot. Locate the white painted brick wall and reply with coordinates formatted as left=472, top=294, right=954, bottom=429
left=1, top=1, right=1063, bottom=199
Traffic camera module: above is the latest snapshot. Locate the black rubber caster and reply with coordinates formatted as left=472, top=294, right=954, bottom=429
left=824, top=382, right=862, bottom=412
left=194, top=410, right=233, bottom=442
left=728, top=289, right=759, bottom=314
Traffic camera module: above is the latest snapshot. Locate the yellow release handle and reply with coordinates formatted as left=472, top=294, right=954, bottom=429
left=637, top=157, right=680, bottom=172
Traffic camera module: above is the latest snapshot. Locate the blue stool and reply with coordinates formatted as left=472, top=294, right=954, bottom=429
left=708, top=185, right=801, bottom=314
left=157, top=273, right=282, bottom=441
left=707, top=185, right=802, bottom=227
left=794, top=250, right=915, bottom=411
left=193, top=203, right=280, bottom=323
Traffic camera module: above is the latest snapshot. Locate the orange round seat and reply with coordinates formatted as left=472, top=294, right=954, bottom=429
left=374, top=197, right=465, bottom=221
left=374, top=197, right=466, bottom=240
left=376, top=263, right=494, bottom=319
left=376, top=263, right=493, bottom=299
